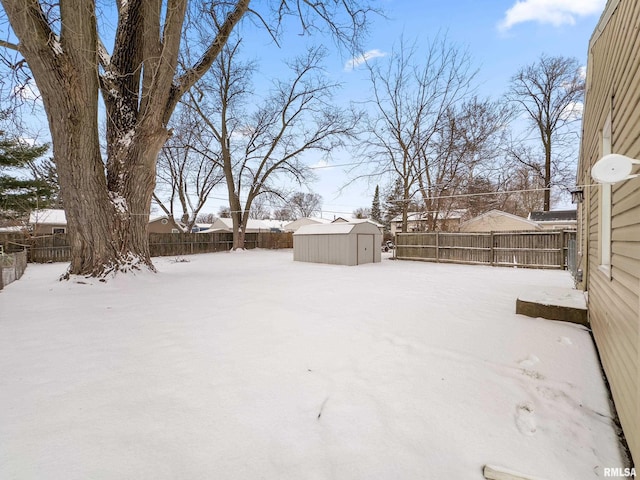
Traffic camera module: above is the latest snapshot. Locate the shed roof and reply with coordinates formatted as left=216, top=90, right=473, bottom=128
left=294, top=221, right=381, bottom=236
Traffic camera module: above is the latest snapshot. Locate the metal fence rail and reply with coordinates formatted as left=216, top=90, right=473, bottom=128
left=395, top=230, right=576, bottom=270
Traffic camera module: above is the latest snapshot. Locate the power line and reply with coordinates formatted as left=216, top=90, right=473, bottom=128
left=142, top=181, right=602, bottom=218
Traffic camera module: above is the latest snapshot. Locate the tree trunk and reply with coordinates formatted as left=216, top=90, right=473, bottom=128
left=544, top=133, right=552, bottom=211
left=48, top=86, right=167, bottom=276
left=52, top=111, right=167, bottom=276
left=236, top=227, right=246, bottom=250
left=3, top=0, right=167, bottom=277
left=228, top=188, right=244, bottom=250
left=51, top=111, right=121, bottom=277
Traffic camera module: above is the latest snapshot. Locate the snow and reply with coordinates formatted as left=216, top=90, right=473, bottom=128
left=0, top=250, right=630, bottom=479
left=50, top=36, right=63, bottom=55
left=518, top=287, right=587, bottom=310
left=28, top=208, right=66, bottom=225
left=108, top=192, right=128, bottom=214
left=118, top=129, right=135, bottom=148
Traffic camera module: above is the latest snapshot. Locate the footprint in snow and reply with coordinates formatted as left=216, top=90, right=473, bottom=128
left=518, top=354, right=540, bottom=368
left=515, top=402, right=537, bottom=436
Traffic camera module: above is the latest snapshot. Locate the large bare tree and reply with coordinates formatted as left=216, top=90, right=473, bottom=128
left=186, top=38, right=359, bottom=248
left=153, top=106, right=224, bottom=232
left=0, top=0, right=374, bottom=276
left=362, top=36, right=476, bottom=233
left=289, top=192, right=322, bottom=218
left=507, top=54, right=584, bottom=211
left=415, top=96, right=512, bottom=230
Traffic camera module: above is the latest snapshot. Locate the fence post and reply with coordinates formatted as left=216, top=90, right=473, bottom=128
left=435, top=232, right=440, bottom=262
left=558, top=230, right=565, bottom=269
left=490, top=232, right=495, bottom=266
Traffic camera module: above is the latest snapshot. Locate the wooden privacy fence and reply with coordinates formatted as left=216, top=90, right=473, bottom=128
left=148, top=232, right=293, bottom=256
left=395, top=230, right=576, bottom=269
left=0, top=232, right=293, bottom=263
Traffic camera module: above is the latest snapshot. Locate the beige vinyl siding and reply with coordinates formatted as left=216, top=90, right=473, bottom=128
left=458, top=215, right=538, bottom=232
left=578, top=0, right=640, bottom=464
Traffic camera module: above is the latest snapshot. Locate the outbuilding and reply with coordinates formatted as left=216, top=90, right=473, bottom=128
left=293, top=221, right=382, bottom=266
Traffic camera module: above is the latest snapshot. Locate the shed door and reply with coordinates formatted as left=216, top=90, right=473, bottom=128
left=357, top=234, right=374, bottom=265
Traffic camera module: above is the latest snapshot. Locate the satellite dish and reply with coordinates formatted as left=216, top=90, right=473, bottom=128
left=591, top=153, right=640, bottom=184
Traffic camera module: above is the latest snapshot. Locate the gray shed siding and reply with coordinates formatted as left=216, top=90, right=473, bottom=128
left=293, top=223, right=382, bottom=266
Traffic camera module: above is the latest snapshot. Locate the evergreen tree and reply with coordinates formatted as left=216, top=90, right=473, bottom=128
left=371, top=185, right=382, bottom=223
left=0, top=133, right=55, bottom=220
left=383, top=178, right=404, bottom=227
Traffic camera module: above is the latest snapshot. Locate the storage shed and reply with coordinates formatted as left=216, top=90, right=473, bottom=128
left=293, top=221, right=382, bottom=266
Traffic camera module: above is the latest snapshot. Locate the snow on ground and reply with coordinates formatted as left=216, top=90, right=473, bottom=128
left=0, top=250, right=630, bottom=479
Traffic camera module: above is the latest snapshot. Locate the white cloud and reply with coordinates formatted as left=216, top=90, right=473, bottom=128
left=498, top=0, right=606, bottom=31
left=344, top=49, right=386, bottom=71
left=310, top=159, right=332, bottom=170
left=560, top=100, right=584, bottom=121
left=579, top=65, right=587, bottom=80
left=13, top=79, right=41, bottom=101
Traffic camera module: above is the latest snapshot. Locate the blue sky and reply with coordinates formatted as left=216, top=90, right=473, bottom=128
left=8, top=0, right=607, bottom=218
left=208, top=0, right=606, bottom=218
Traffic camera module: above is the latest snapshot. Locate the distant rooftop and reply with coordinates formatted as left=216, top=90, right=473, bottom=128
left=528, top=210, right=577, bottom=222
left=28, top=209, right=67, bottom=225
left=391, top=210, right=467, bottom=222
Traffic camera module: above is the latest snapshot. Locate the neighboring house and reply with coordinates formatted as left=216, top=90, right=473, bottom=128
left=0, top=226, right=25, bottom=233
left=390, top=210, right=466, bottom=235
left=206, top=218, right=273, bottom=233
left=28, top=209, right=67, bottom=235
left=191, top=223, right=213, bottom=233
left=575, top=0, right=639, bottom=465
left=283, top=217, right=330, bottom=233
left=527, top=210, right=577, bottom=230
left=29, top=209, right=180, bottom=235
left=148, top=216, right=178, bottom=234
left=458, top=210, right=541, bottom=232
left=260, top=219, right=290, bottom=232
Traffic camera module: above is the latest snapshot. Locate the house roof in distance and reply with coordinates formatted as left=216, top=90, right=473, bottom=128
left=28, top=209, right=67, bottom=225
left=459, top=209, right=540, bottom=229
left=528, top=210, right=577, bottom=222
left=391, top=210, right=467, bottom=223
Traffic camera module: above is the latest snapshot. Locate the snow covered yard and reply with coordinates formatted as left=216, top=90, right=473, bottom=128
left=0, top=250, right=630, bottom=479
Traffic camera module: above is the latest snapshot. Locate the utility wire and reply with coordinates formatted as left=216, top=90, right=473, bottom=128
left=117, top=182, right=600, bottom=217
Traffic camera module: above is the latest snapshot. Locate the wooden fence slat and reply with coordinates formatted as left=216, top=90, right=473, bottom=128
left=395, top=230, right=576, bottom=270
left=0, top=231, right=294, bottom=263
